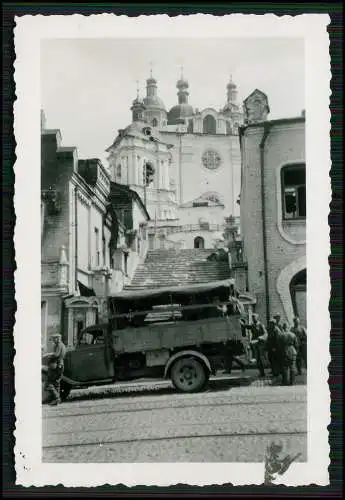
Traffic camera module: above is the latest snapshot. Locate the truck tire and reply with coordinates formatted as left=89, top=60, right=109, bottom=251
left=170, top=356, right=209, bottom=393
left=60, top=381, right=72, bottom=401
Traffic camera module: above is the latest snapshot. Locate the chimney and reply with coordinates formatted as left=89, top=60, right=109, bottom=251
left=301, top=109, right=306, bottom=118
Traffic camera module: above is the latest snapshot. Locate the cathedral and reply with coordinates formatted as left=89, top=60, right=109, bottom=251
left=106, top=71, right=243, bottom=250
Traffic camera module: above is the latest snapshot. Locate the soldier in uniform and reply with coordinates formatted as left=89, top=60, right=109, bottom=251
left=273, top=314, right=283, bottom=331
left=49, top=333, right=66, bottom=404
left=278, top=323, right=298, bottom=386
left=290, top=316, right=307, bottom=375
left=266, top=318, right=281, bottom=377
left=247, top=313, right=268, bottom=377
left=45, top=354, right=63, bottom=405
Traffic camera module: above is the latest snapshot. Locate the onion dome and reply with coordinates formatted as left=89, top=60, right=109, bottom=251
left=167, top=76, right=194, bottom=125
left=143, top=74, right=166, bottom=111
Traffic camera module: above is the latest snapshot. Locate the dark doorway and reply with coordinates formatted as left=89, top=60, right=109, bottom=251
left=194, top=236, right=205, bottom=249
left=290, top=268, right=307, bottom=325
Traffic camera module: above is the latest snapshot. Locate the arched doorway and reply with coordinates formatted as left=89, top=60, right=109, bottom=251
left=290, top=268, right=307, bottom=326
left=203, top=115, right=216, bottom=134
left=194, top=236, right=205, bottom=249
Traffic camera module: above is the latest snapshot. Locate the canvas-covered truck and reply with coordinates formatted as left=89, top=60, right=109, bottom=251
left=42, top=279, right=247, bottom=402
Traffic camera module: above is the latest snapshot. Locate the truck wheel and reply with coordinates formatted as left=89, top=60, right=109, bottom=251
left=170, top=357, right=209, bottom=393
left=60, top=381, right=72, bottom=401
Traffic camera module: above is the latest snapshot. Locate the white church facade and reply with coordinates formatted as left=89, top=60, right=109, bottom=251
left=106, top=72, right=243, bottom=250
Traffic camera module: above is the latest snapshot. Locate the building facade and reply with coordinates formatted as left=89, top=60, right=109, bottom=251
left=41, top=113, right=149, bottom=351
left=239, top=90, right=306, bottom=326
left=106, top=73, right=243, bottom=250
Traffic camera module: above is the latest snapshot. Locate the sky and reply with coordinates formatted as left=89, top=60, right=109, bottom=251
left=41, top=37, right=305, bottom=165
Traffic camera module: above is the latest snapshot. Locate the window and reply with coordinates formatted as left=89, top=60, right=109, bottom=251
left=79, top=330, right=104, bottom=346
left=194, top=236, right=205, bottom=249
left=124, top=253, right=128, bottom=276
left=281, top=164, right=306, bottom=219
left=203, top=115, right=216, bottom=134
left=109, top=248, right=114, bottom=269
left=202, top=150, right=221, bottom=170
left=148, top=234, right=154, bottom=250
left=152, top=118, right=158, bottom=127
left=143, top=161, right=155, bottom=186
left=102, top=236, right=106, bottom=266
left=94, top=228, right=100, bottom=266
left=115, top=164, right=121, bottom=182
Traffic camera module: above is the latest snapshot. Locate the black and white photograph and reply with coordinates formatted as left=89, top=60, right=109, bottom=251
left=14, top=14, right=330, bottom=486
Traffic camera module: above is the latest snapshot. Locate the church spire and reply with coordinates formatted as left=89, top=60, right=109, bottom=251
left=176, top=68, right=190, bottom=105
left=131, top=81, right=146, bottom=122
left=226, top=74, right=238, bottom=104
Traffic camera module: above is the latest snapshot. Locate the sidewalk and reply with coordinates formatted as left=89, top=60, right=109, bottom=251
left=63, top=369, right=307, bottom=403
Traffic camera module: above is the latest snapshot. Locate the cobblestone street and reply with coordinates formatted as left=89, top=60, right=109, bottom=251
left=43, top=376, right=307, bottom=463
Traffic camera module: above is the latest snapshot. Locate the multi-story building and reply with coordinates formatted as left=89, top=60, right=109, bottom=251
left=41, top=112, right=149, bottom=351
left=239, top=89, right=306, bottom=326
left=106, top=72, right=242, bottom=250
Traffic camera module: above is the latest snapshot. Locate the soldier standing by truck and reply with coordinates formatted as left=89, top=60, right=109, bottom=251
left=50, top=333, right=66, bottom=403
left=246, top=313, right=268, bottom=377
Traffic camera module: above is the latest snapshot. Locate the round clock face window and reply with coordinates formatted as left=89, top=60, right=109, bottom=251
left=202, top=150, right=221, bottom=170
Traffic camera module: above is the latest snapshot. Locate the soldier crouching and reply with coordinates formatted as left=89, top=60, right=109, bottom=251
left=45, top=354, right=63, bottom=405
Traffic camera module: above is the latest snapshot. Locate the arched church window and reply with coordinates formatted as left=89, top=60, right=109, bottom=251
left=226, top=121, right=232, bottom=135
left=203, top=115, right=216, bottom=134
left=194, top=236, right=205, bottom=249
left=143, top=161, right=155, bottom=186
left=115, top=164, right=121, bottom=181
left=152, top=118, right=158, bottom=127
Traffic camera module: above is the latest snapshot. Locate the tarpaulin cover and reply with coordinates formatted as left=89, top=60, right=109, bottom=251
left=108, top=279, right=236, bottom=314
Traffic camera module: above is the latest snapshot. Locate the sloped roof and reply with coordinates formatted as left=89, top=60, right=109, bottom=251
left=106, top=122, right=173, bottom=152
left=125, top=249, right=231, bottom=290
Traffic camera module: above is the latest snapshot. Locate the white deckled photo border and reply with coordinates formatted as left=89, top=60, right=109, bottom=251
left=13, top=13, right=331, bottom=487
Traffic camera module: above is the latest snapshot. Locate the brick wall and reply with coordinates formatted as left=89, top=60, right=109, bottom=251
left=241, top=120, right=306, bottom=324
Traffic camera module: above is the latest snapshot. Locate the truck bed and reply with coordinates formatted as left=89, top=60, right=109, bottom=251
left=111, top=316, right=242, bottom=354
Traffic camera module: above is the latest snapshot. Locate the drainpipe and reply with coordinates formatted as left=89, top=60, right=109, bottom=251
left=74, top=186, right=78, bottom=292
left=259, top=122, right=271, bottom=324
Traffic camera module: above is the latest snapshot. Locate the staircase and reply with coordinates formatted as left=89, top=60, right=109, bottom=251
left=124, top=249, right=231, bottom=291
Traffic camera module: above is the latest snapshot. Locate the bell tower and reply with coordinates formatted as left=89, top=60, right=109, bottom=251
left=131, top=81, right=146, bottom=122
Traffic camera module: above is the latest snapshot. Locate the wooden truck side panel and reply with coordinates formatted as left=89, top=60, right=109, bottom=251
left=112, top=316, right=242, bottom=354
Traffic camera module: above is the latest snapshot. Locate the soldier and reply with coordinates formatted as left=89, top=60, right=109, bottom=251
left=44, top=354, right=63, bottom=405
left=273, top=314, right=283, bottom=331
left=291, top=316, right=307, bottom=375
left=266, top=318, right=281, bottom=377
left=278, top=323, right=298, bottom=386
left=247, top=313, right=268, bottom=377
left=49, top=333, right=66, bottom=404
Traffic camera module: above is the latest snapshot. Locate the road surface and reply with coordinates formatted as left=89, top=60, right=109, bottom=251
left=42, top=378, right=307, bottom=463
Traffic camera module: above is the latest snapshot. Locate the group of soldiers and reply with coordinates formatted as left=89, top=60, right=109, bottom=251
left=242, top=313, right=307, bottom=385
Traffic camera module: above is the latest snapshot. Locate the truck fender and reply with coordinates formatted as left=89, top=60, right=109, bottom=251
left=164, top=350, right=212, bottom=379
left=41, top=367, right=78, bottom=386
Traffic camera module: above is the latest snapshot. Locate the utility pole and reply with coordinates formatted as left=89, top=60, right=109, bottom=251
left=143, top=161, right=147, bottom=208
